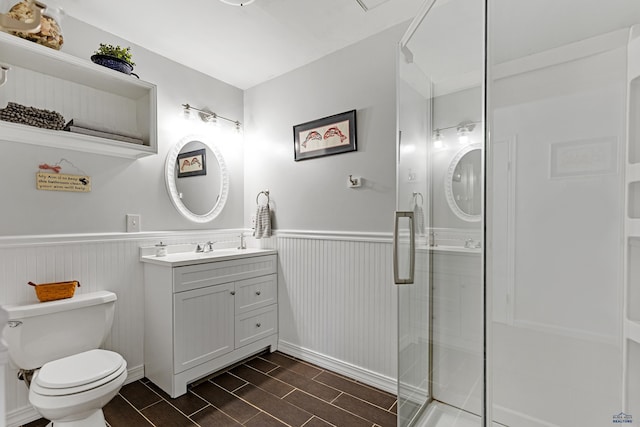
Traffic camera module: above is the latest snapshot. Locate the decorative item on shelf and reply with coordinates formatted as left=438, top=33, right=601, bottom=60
left=0, top=0, right=42, bottom=32
left=0, top=101, right=64, bottom=129
left=64, top=118, right=144, bottom=145
left=91, top=43, right=138, bottom=77
left=4, top=0, right=64, bottom=50
left=28, top=280, right=80, bottom=302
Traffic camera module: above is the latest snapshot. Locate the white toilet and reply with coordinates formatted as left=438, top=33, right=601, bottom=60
left=2, top=291, right=127, bottom=427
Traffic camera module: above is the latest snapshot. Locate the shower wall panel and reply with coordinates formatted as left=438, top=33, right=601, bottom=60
left=489, top=32, right=626, bottom=426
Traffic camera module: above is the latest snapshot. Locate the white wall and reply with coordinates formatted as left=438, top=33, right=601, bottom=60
left=243, top=24, right=404, bottom=233
left=0, top=17, right=245, bottom=236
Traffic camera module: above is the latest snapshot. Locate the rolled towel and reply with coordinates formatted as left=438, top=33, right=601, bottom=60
left=0, top=102, right=65, bottom=130
left=65, top=118, right=142, bottom=140
left=253, top=204, right=272, bottom=239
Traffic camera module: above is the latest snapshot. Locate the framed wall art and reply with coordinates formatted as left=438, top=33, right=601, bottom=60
left=293, top=109, right=357, bottom=161
left=177, top=148, right=207, bottom=178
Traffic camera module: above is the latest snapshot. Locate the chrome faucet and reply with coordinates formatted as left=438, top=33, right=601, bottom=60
left=195, top=241, right=215, bottom=252
left=238, top=233, right=246, bottom=250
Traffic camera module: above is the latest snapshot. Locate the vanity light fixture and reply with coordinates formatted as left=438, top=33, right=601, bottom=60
left=182, top=103, right=242, bottom=132
left=433, top=121, right=480, bottom=147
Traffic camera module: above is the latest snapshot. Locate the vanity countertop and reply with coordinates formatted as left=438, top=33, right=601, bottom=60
left=140, top=247, right=277, bottom=267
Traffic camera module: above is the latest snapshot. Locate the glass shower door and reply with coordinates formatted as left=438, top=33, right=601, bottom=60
left=396, top=0, right=485, bottom=425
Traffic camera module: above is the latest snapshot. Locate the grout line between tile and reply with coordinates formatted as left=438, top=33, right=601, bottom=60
left=116, top=392, right=158, bottom=427
left=292, top=388, right=378, bottom=426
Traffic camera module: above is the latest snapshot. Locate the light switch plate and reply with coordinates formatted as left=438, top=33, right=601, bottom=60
left=126, top=214, right=141, bottom=232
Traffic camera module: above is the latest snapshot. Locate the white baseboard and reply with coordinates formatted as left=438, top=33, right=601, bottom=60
left=6, top=405, right=37, bottom=427
left=277, top=340, right=397, bottom=395
left=6, top=364, right=144, bottom=427
left=125, top=364, right=145, bottom=384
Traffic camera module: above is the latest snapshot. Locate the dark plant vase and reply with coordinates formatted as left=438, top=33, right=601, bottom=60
left=91, top=54, right=137, bottom=77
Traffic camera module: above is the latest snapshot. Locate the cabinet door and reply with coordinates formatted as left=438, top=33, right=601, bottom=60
left=235, top=274, right=277, bottom=314
left=173, top=283, right=234, bottom=374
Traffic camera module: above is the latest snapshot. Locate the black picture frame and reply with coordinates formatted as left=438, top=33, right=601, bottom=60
left=176, top=148, right=207, bottom=178
left=293, top=109, right=357, bottom=161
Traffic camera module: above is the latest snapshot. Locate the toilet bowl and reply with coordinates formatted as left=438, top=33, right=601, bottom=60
left=2, top=291, right=127, bottom=427
left=29, top=349, right=127, bottom=426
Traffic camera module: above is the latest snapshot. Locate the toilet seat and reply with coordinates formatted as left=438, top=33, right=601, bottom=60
left=32, top=349, right=126, bottom=397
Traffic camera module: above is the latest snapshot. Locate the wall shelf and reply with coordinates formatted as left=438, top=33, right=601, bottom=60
left=0, top=31, right=157, bottom=159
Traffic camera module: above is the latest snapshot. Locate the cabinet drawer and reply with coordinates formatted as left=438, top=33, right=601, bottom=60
left=235, top=305, right=277, bottom=348
left=235, top=274, right=277, bottom=314
left=174, top=254, right=277, bottom=293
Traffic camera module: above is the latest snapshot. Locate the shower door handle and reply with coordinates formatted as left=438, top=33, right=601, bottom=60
left=393, top=211, right=415, bottom=285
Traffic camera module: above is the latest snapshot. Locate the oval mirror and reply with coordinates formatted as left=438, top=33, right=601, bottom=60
left=165, top=134, right=229, bottom=223
left=445, top=143, right=481, bottom=222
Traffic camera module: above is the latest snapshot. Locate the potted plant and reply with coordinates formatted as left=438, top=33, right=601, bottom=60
left=90, top=44, right=137, bottom=77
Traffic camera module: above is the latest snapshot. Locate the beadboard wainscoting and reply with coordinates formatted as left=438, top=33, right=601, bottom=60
left=0, top=230, right=245, bottom=427
left=1, top=230, right=398, bottom=427
left=260, top=231, right=398, bottom=394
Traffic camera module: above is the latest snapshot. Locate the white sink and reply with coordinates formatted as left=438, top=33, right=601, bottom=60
left=140, top=247, right=276, bottom=267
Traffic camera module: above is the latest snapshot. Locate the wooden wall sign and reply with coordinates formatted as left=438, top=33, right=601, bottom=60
left=36, top=172, right=91, bottom=192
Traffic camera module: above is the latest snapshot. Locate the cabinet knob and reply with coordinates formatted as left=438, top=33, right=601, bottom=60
left=255, top=290, right=261, bottom=295
left=230, top=291, right=236, bottom=295
left=256, top=323, right=261, bottom=328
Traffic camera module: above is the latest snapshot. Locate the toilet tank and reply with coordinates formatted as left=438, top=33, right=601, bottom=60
left=2, top=291, right=117, bottom=370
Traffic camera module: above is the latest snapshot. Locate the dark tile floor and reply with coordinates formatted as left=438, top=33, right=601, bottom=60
left=23, top=351, right=397, bottom=427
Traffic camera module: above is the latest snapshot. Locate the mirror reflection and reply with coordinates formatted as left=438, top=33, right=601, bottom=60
left=175, top=141, right=222, bottom=215
left=165, top=135, right=229, bottom=223
left=445, top=144, right=481, bottom=222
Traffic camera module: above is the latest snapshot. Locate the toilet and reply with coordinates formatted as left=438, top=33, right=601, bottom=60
left=2, top=291, right=127, bottom=427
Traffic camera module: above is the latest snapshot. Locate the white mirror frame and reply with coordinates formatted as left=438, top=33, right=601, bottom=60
left=165, top=134, right=229, bottom=223
left=444, top=143, right=481, bottom=223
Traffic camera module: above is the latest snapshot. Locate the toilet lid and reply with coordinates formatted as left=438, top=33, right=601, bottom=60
left=36, top=349, right=125, bottom=389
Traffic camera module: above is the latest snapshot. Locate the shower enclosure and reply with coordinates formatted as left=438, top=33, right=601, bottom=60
left=395, top=0, right=640, bottom=426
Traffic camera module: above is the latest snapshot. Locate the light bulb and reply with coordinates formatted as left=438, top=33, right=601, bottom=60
left=433, top=129, right=443, bottom=148
left=457, top=125, right=470, bottom=144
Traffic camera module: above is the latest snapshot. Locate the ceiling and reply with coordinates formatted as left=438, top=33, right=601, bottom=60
left=54, top=0, right=424, bottom=89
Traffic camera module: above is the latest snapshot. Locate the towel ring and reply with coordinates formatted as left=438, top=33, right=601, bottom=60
left=256, top=190, right=270, bottom=205
left=412, top=192, right=424, bottom=206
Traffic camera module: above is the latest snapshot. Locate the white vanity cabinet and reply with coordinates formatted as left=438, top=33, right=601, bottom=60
left=142, top=250, right=278, bottom=398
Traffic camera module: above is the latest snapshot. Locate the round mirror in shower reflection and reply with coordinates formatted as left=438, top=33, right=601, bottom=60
left=445, top=143, right=481, bottom=222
